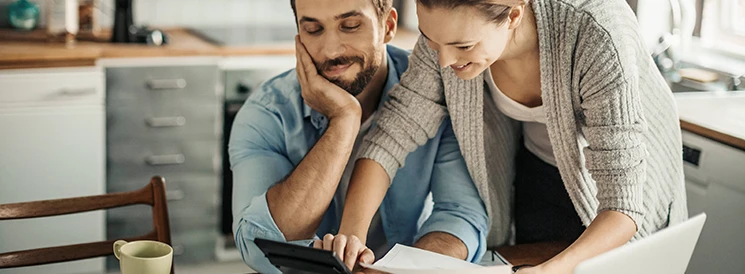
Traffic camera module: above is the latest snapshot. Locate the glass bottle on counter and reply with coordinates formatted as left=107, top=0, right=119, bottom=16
left=47, top=0, right=79, bottom=47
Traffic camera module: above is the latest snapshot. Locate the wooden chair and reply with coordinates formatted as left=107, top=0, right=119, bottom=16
left=0, top=176, right=174, bottom=273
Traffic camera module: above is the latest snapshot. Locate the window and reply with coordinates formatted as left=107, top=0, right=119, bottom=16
left=701, top=0, right=745, bottom=55
left=731, top=0, right=745, bottom=36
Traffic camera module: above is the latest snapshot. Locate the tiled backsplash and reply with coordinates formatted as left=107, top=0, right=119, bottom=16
left=1, top=0, right=295, bottom=28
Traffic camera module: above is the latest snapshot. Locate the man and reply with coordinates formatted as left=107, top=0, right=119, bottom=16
left=229, top=0, right=488, bottom=272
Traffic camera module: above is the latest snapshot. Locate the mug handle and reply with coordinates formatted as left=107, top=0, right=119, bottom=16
left=113, top=240, right=128, bottom=260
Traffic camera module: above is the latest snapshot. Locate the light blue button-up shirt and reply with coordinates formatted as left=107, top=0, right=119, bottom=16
left=229, top=45, right=488, bottom=273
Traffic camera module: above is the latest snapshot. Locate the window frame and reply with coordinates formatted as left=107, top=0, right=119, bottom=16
left=700, top=0, right=745, bottom=57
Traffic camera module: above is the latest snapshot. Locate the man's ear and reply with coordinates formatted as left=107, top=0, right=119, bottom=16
left=383, top=8, right=398, bottom=43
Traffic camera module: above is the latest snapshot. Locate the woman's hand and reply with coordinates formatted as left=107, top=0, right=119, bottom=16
left=313, top=233, right=374, bottom=271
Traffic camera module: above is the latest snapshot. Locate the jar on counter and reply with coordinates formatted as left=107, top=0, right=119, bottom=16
left=47, top=0, right=79, bottom=47
left=8, top=0, right=40, bottom=31
left=78, top=0, right=102, bottom=40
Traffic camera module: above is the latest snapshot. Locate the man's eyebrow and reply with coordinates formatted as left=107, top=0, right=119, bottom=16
left=298, top=10, right=362, bottom=25
left=336, top=10, right=363, bottom=20
left=298, top=16, right=319, bottom=25
left=419, top=28, right=475, bottom=45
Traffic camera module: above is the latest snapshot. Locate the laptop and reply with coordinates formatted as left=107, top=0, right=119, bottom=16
left=574, top=213, right=706, bottom=274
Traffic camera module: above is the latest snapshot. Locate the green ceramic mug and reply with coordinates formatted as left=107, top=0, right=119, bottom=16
left=113, top=240, right=173, bottom=274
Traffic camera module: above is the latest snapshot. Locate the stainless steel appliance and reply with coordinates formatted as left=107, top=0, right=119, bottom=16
left=218, top=56, right=296, bottom=260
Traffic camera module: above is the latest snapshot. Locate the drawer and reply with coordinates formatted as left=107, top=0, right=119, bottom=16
left=0, top=67, right=104, bottom=107
left=107, top=205, right=217, bottom=237
left=107, top=140, right=220, bottom=175
left=170, top=229, right=219, bottom=264
left=107, top=173, right=219, bottom=228
left=107, top=103, right=221, bottom=141
left=106, top=66, right=220, bottom=108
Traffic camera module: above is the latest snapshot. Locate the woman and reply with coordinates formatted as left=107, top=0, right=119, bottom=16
left=334, top=0, right=687, bottom=273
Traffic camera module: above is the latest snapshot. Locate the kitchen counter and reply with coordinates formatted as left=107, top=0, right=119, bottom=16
left=676, top=91, right=745, bottom=151
left=0, top=28, right=420, bottom=70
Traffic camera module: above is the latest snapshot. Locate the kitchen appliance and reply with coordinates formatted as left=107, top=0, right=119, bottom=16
left=111, top=0, right=133, bottom=43
left=218, top=56, right=295, bottom=260
left=111, top=0, right=166, bottom=45
left=677, top=92, right=745, bottom=274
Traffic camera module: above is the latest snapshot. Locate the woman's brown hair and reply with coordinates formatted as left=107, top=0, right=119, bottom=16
left=417, top=0, right=528, bottom=25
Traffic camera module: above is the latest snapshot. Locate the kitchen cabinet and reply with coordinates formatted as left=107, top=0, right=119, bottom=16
left=682, top=130, right=745, bottom=274
left=105, top=64, right=221, bottom=269
left=0, top=67, right=106, bottom=274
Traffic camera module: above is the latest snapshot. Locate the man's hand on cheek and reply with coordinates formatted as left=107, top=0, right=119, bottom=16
left=313, top=233, right=374, bottom=271
left=295, top=36, right=361, bottom=121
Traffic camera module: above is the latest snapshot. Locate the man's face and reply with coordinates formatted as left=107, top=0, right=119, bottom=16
left=294, top=0, right=387, bottom=96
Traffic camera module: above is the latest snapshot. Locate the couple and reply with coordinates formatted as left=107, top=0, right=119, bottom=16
left=229, top=0, right=688, bottom=273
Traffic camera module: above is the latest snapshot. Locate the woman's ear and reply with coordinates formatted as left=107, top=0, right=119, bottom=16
left=507, top=5, right=525, bottom=30
left=383, top=8, right=398, bottom=43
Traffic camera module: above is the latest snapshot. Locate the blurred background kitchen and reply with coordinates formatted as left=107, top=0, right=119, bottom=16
left=0, top=0, right=743, bottom=274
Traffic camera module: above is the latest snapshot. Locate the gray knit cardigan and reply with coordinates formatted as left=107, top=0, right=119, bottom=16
left=359, top=0, right=688, bottom=248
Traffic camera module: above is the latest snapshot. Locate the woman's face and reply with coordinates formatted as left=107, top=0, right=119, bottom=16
left=416, top=3, right=512, bottom=80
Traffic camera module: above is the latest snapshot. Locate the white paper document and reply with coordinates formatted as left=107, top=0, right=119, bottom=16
left=360, top=244, right=512, bottom=274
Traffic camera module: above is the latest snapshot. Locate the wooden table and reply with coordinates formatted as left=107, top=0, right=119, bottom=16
left=496, top=241, right=570, bottom=266
left=239, top=241, right=570, bottom=273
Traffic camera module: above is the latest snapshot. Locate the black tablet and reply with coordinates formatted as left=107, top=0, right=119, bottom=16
left=254, top=238, right=353, bottom=274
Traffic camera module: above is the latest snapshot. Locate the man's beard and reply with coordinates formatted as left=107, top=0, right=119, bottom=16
left=317, top=56, right=379, bottom=96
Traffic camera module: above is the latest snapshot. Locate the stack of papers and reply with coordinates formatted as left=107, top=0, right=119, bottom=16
left=360, top=244, right=512, bottom=274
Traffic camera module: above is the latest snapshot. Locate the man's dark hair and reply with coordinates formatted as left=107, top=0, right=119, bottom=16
left=290, top=0, right=394, bottom=22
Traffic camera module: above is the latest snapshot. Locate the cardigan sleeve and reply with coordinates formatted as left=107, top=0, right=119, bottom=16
left=358, top=36, right=449, bottom=180
left=576, top=11, right=650, bottom=228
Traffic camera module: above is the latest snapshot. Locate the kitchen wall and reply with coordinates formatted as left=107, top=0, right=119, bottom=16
left=397, top=0, right=682, bottom=50
left=0, top=0, right=296, bottom=28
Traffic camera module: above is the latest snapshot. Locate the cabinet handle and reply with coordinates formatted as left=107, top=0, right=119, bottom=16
left=147, top=79, right=187, bottom=90
left=145, top=154, right=185, bottom=166
left=60, top=88, right=97, bottom=96
left=146, top=116, right=186, bottom=128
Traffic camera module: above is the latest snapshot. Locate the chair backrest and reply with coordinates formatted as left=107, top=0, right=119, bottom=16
left=0, top=176, right=172, bottom=273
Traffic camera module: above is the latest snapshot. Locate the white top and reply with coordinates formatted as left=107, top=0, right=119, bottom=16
left=485, top=68, right=557, bottom=166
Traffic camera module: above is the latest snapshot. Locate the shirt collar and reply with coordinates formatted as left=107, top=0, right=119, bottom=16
left=304, top=45, right=401, bottom=130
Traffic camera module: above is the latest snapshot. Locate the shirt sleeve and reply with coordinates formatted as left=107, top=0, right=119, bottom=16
left=228, top=100, right=314, bottom=273
left=414, top=120, right=489, bottom=263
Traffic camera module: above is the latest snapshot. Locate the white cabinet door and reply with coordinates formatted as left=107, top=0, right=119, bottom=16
left=686, top=183, right=745, bottom=274
left=0, top=67, right=105, bottom=274
left=682, top=130, right=745, bottom=274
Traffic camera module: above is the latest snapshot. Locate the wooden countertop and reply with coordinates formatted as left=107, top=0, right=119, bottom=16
left=676, top=91, right=745, bottom=151
left=0, top=28, right=420, bottom=70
